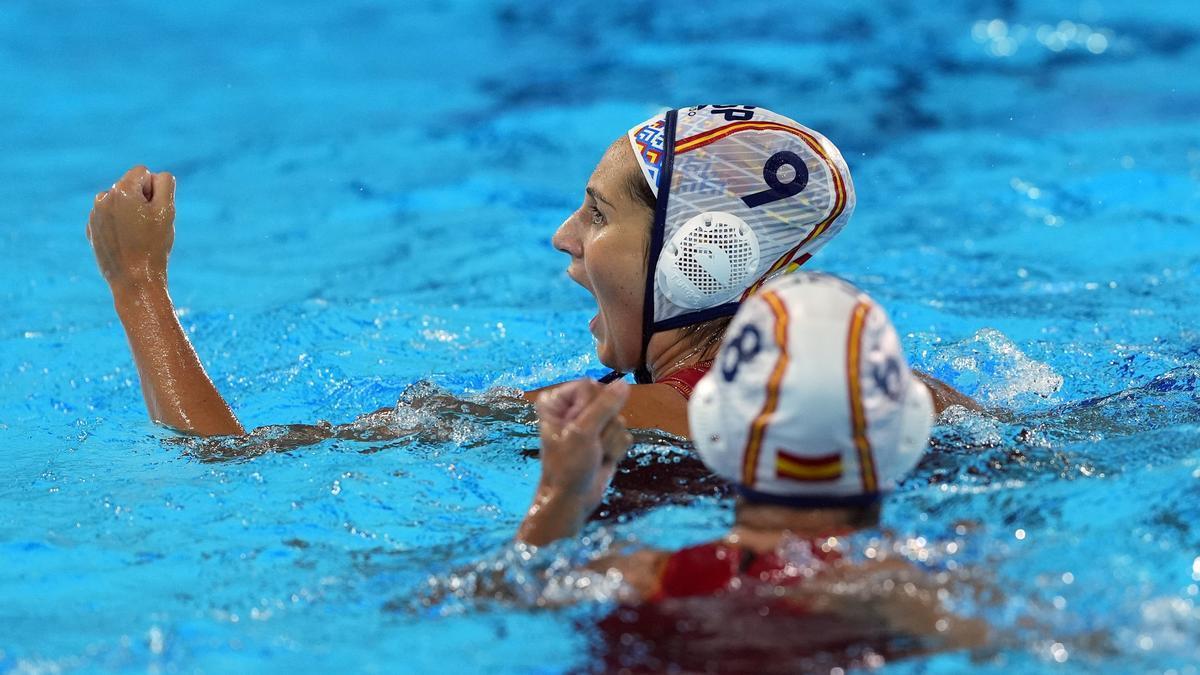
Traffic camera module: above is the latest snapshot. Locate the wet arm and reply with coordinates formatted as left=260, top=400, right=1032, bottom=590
left=587, top=549, right=670, bottom=602
left=526, top=382, right=689, bottom=437
left=913, top=370, right=982, bottom=415
left=88, top=166, right=243, bottom=437
left=804, top=559, right=990, bottom=651
left=113, top=277, right=244, bottom=436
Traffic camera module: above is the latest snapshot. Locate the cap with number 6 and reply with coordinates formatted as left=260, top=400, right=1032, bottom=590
left=625, top=105, right=855, bottom=381
left=688, top=272, right=934, bottom=506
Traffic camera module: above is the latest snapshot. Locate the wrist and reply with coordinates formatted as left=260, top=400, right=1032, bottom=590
left=110, top=273, right=171, bottom=315
left=518, top=484, right=595, bottom=546
left=534, top=480, right=592, bottom=508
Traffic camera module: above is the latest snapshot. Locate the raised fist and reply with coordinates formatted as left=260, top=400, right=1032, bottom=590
left=87, top=165, right=176, bottom=289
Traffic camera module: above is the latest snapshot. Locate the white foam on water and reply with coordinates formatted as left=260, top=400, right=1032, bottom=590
left=930, top=328, right=1064, bottom=408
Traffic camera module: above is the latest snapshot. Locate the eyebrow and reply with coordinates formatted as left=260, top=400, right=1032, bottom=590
left=586, top=186, right=614, bottom=208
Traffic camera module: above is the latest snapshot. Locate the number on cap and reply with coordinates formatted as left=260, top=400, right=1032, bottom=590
left=872, top=357, right=904, bottom=402
left=740, top=150, right=809, bottom=208
left=721, top=324, right=762, bottom=382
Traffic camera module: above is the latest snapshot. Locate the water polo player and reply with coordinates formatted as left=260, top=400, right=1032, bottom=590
left=517, top=273, right=986, bottom=668
left=86, top=104, right=967, bottom=438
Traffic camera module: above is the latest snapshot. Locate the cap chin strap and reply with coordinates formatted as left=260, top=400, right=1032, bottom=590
left=632, top=109, right=679, bottom=386
left=606, top=108, right=743, bottom=386
left=598, top=370, right=626, bottom=384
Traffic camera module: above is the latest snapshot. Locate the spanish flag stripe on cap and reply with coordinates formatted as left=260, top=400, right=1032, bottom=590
left=776, top=449, right=843, bottom=482
left=846, top=301, right=878, bottom=492
left=740, top=291, right=790, bottom=487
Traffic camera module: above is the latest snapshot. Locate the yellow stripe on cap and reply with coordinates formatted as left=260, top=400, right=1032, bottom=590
left=740, top=291, right=790, bottom=487
left=846, top=301, right=878, bottom=492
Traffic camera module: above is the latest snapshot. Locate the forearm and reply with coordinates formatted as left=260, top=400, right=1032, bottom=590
left=517, top=486, right=592, bottom=546
left=913, top=370, right=982, bottom=414
left=112, top=277, right=243, bottom=436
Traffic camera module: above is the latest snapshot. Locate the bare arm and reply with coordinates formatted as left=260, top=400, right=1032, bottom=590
left=526, top=369, right=975, bottom=439
left=88, top=166, right=693, bottom=442
left=526, top=381, right=690, bottom=437
left=795, top=558, right=990, bottom=650
left=88, top=166, right=243, bottom=436
left=586, top=549, right=670, bottom=601
left=913, top=370, right=981, bottom=415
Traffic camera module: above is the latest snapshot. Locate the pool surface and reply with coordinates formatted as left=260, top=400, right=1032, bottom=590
left=2, top=0, right=1199, bottom=672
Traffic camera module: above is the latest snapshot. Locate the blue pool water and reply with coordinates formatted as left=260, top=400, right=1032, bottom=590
left=2, top=0, right=1199, bottom=672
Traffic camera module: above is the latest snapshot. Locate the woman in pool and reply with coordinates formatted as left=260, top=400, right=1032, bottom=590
left=517, top=273, right=987, bottom=669
left=87, top=104, right=970, bottom=439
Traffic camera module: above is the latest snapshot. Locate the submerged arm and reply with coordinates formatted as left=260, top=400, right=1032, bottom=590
left=913, top=370, right=982, bottom=415
left=800, top=558, right=990, bottom=651
left=88, top=166, right=243, bottom=436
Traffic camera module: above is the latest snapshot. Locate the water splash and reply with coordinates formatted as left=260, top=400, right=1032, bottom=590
left=926, top=328, right=1064, bottom=409
left=406, top=530, right=626, bottom=615
left=170, top=382, right=537, bottom=461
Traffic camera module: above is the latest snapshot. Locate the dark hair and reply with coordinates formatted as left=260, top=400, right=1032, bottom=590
left=625, top=147, right=732, bottom=365
left=734, top=499, right=882, bottom=529
left=846, top=502, right=883, bottom=529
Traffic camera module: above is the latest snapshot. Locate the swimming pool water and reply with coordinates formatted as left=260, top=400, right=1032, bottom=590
left=2, top=0, right=1199, bottom=672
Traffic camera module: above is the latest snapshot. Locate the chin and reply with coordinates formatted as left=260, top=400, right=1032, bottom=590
left=594, top=342, right=638, bottom=373
left=594, top=343, right=618, bottom=370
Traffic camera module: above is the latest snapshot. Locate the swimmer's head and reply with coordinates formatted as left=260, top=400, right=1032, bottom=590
left=552, top=139, right=656, bottom=370
left=688, top=273, right=933, bottom=506
left=554, top=105, right=855, bottom=376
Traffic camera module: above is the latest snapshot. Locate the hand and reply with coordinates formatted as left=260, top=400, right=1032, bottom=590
left=535, top=379, right=632, bottom=507
left=517, top=379, right=632, bottom=545
left=87, top=165, right=176, bottom=289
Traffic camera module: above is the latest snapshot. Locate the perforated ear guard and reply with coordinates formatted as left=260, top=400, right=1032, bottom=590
left=657, top=211, right=761, bottom=310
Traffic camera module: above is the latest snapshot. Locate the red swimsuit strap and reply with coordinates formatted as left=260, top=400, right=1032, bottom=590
left=656, top=360, right=714, bottom=400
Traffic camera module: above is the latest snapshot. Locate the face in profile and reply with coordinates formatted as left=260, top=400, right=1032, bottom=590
left=552, top=139, right=655, bottom=371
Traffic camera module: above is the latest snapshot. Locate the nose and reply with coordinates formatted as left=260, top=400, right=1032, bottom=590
left=552, top=214, right=582, bottom=259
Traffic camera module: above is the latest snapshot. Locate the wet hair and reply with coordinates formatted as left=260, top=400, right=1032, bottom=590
left=622, top=140, right=732, bottom=365
left=846, top=502, right=883, bottom=529
left=734, top=500, right=882, bottom=529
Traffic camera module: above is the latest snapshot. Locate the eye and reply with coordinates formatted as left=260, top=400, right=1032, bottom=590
left=590, top=207, right=605, bottom=226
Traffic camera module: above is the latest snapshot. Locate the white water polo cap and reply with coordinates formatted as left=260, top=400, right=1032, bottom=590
left=627, top=105, right=856, bottom=340
left=688, top=273, right=934, bottom=506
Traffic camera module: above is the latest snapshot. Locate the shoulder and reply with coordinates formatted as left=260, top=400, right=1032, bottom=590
left=618, top=383, right=691, bottom=436
left=527, top=381, right=691, bottom=437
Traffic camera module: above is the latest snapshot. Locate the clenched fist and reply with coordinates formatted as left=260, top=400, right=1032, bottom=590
left=535, top=379, right=633, bottom=507
left=87, top=165, right=176, bottom=289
